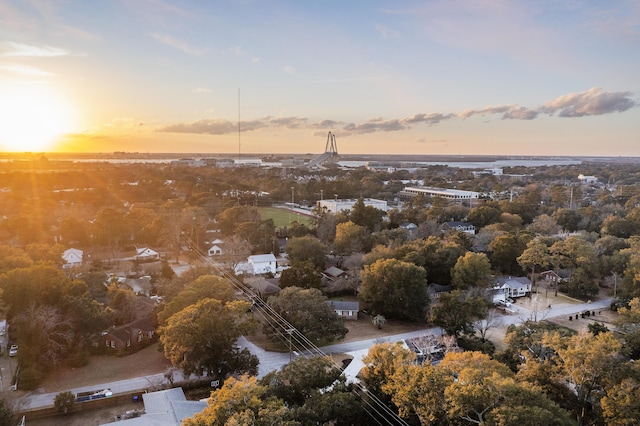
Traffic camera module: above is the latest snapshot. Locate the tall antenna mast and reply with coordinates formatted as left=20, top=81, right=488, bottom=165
left=238, top=88, right=241, bottom=159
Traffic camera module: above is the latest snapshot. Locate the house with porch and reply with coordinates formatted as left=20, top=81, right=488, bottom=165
left=441, top=221, right=476, bottom=235
left=494, top=276, right=532, bottom=299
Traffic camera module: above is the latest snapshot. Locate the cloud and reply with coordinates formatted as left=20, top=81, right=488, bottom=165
left=402, top=112, right=456, bottom=125
left=266, top=116, right=308, bottom=129
left=460, top=88, right=636, bottom=120
left=375, top=23, right=399, bottom=39
left=0, top=41, right=69, bottom=57
left=149, top=33, right=206, bottom=56
left=159, top=119, right=267, bottom=135
left=540, top=87, right=636, bottom=117
left=459, top=105, right=538, bottom=120
left=193, top=87, right=211, bottom=94
left=158, top=88, right=636, bottom=137
left=0, top=64, right=54, bottom=76
left=283, top=65, right=296, bottom=75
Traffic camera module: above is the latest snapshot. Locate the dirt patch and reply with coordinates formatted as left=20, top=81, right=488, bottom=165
left=38, top=344, right=171, bottom=393
left=548, top=309, right=618, bottom=334
left=342, top=314, right=429, bottom=342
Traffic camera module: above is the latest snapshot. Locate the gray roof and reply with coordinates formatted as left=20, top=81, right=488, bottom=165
left=101, top=387, right=207, bottom=425
left=328, top=300, right=360, bottom=311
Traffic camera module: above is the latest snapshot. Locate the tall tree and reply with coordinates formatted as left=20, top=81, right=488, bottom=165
left=431, top=290, right=488, bottom=338
left=450, top=252, right=492, bottom=290
left=159, top=298, right=258, bottom=378
left=517, top=238, right=552, bottom=293
left=265, top=287, right=347, bottom=343
left=285, top=236, right=329, bottom=270
left=360, top=258, right=428, bottom=320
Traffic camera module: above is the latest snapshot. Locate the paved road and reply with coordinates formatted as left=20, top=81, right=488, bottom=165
left=16, top=297, right=613, bottom=411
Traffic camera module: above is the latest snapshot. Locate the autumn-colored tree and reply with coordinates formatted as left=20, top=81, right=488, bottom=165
left=450, top=252, right=492, bottom=290
left=360, top=342, right=416, bottom=399
left=334, top=221, right=366, bottom=255
left=183, top=374, right=297, bottom=426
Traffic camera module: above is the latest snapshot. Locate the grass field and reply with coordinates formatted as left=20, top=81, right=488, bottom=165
left=258, top=206, right=314, bottom=227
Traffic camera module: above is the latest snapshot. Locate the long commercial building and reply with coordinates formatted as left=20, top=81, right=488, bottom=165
left=398, top=186, right=480, bottom=204
left=316, top=198, right=388, bottom=213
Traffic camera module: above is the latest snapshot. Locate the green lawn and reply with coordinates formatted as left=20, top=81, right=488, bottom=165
left=259, top=206, right=314, bottom=228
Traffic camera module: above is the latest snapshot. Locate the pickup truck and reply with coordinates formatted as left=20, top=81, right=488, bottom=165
left=76, top=389, right=113, bottom=402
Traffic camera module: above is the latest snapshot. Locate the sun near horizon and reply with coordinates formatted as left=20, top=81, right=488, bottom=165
left=0, top=82, right=79, bottom=153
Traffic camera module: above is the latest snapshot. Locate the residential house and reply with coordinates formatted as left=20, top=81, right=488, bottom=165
left=135, top=247, right=160, bottom=262
left=441, top=221, right=476, bottom=235
left=62, top=248, right=83, bottom=269
left=102, top=387, right=207, bottom=425
left=540, top=269, right=570, bottom=285
left=245, top=277, right=280, bottom=300
left=494, top=276, right=532, bottom=299
left=428, top=283, right=453, bottom=300
left=248, top=253, right=277, bottom=275
left=207, top=239, right=224, bottom=256
left=323, top=266, right=346, bottom=281
left=327, top=300, right=359, bottom=320
left=103, top=317, right=156, bottom=352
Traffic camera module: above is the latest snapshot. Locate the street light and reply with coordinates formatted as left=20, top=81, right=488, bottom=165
left=291, top=187, right=295, bottom=204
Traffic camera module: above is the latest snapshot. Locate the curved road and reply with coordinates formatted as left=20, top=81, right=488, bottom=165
left=18, top=297, right=612, bottom=411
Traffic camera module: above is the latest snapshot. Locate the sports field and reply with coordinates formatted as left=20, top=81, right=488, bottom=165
left=258, top=206, right=314, bottom=227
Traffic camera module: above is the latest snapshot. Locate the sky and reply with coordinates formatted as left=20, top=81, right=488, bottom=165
left=0, top=0, right=639, bottom=156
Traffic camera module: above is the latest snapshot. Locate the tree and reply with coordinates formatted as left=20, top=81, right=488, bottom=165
left=158, top=275, right=236, bottom=325
left=106, top=281, right=137, bottom=325
left=261, top=356, right=341, bottom=407
left=285, top=236, right=329, bottom=270
left=349, top=197, right=385, bottom=231
left=517, top=238, right=552, bottom=294
left=334, top=221, right=366, bottom=255
left=0, top=399, right=15, bottom=426
left=360, top=342, right=416, bottom=399
left=385, top=363, right=452, bottom=425
left=278, top=261, right=321, bottom=289
left=266, top=287, right=347, bottom=343
left=54, top=391, right=76, bottom=414
left=360, top=258, right=428, bottom=320
left=467, top=205, right=502, bottom=228
left=159, top=298, right=258, bottom=378
left=450, top=252, right=492, bottom=290
left=183, top=374, right=297, bottom=426
left=430, top=290, right=488, bottom=338
left=372, top=314, right=386, bottom=329
left=543, top=331, right=622, bottom=426
left=550, top=235, right=599, bottom=298
left=489, top=232, right=533, bottom=275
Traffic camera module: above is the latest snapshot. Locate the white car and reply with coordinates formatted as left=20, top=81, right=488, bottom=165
left=8, top=345, right=17, bottom=357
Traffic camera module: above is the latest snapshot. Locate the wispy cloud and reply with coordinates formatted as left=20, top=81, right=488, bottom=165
left=149, top=33, right=206, bottom=56
left=158, top=88, right=637, bottom=136
left=0, top=41, right=70, bottom=57
left=375, top=23, right=399, bottom=39
left=0, top=64, right=54, bottom=76
left=282, top=65, right=296, bottom=75
left=193, top=87, right=211, bottom=94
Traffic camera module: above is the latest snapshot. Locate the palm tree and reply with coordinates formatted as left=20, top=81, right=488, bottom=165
left=372, top=314, right=386, bottom=330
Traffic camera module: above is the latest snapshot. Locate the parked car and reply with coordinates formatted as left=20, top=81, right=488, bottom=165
left=8, top=345, right=18, bottom=357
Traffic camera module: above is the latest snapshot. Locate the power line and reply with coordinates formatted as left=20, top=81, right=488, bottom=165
left=184, top=238, right=409, bottom=425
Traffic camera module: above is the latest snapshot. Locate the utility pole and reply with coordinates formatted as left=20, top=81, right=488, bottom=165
left=291, top=187, right=294, bottom=204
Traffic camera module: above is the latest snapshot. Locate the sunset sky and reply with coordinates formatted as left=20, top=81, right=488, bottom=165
left=1, top=0, right=638, bottom=156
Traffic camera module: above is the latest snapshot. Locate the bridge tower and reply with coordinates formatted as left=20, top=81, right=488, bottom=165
left=324, top=132, right=338, bottom=156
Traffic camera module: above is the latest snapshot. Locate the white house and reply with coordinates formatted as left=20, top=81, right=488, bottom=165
left=327, top=300, right=359, bottom=320
left=62, top=248, right=83, bottom=269
left=495, top=276, right=532, bottom=299
left=135, top=247, right=160, bottom=262
left=234, top=254, right=278, bottom=275
left=442, top=221, right=476, bottom=235
left=207, top=239, right=224, bottom=256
